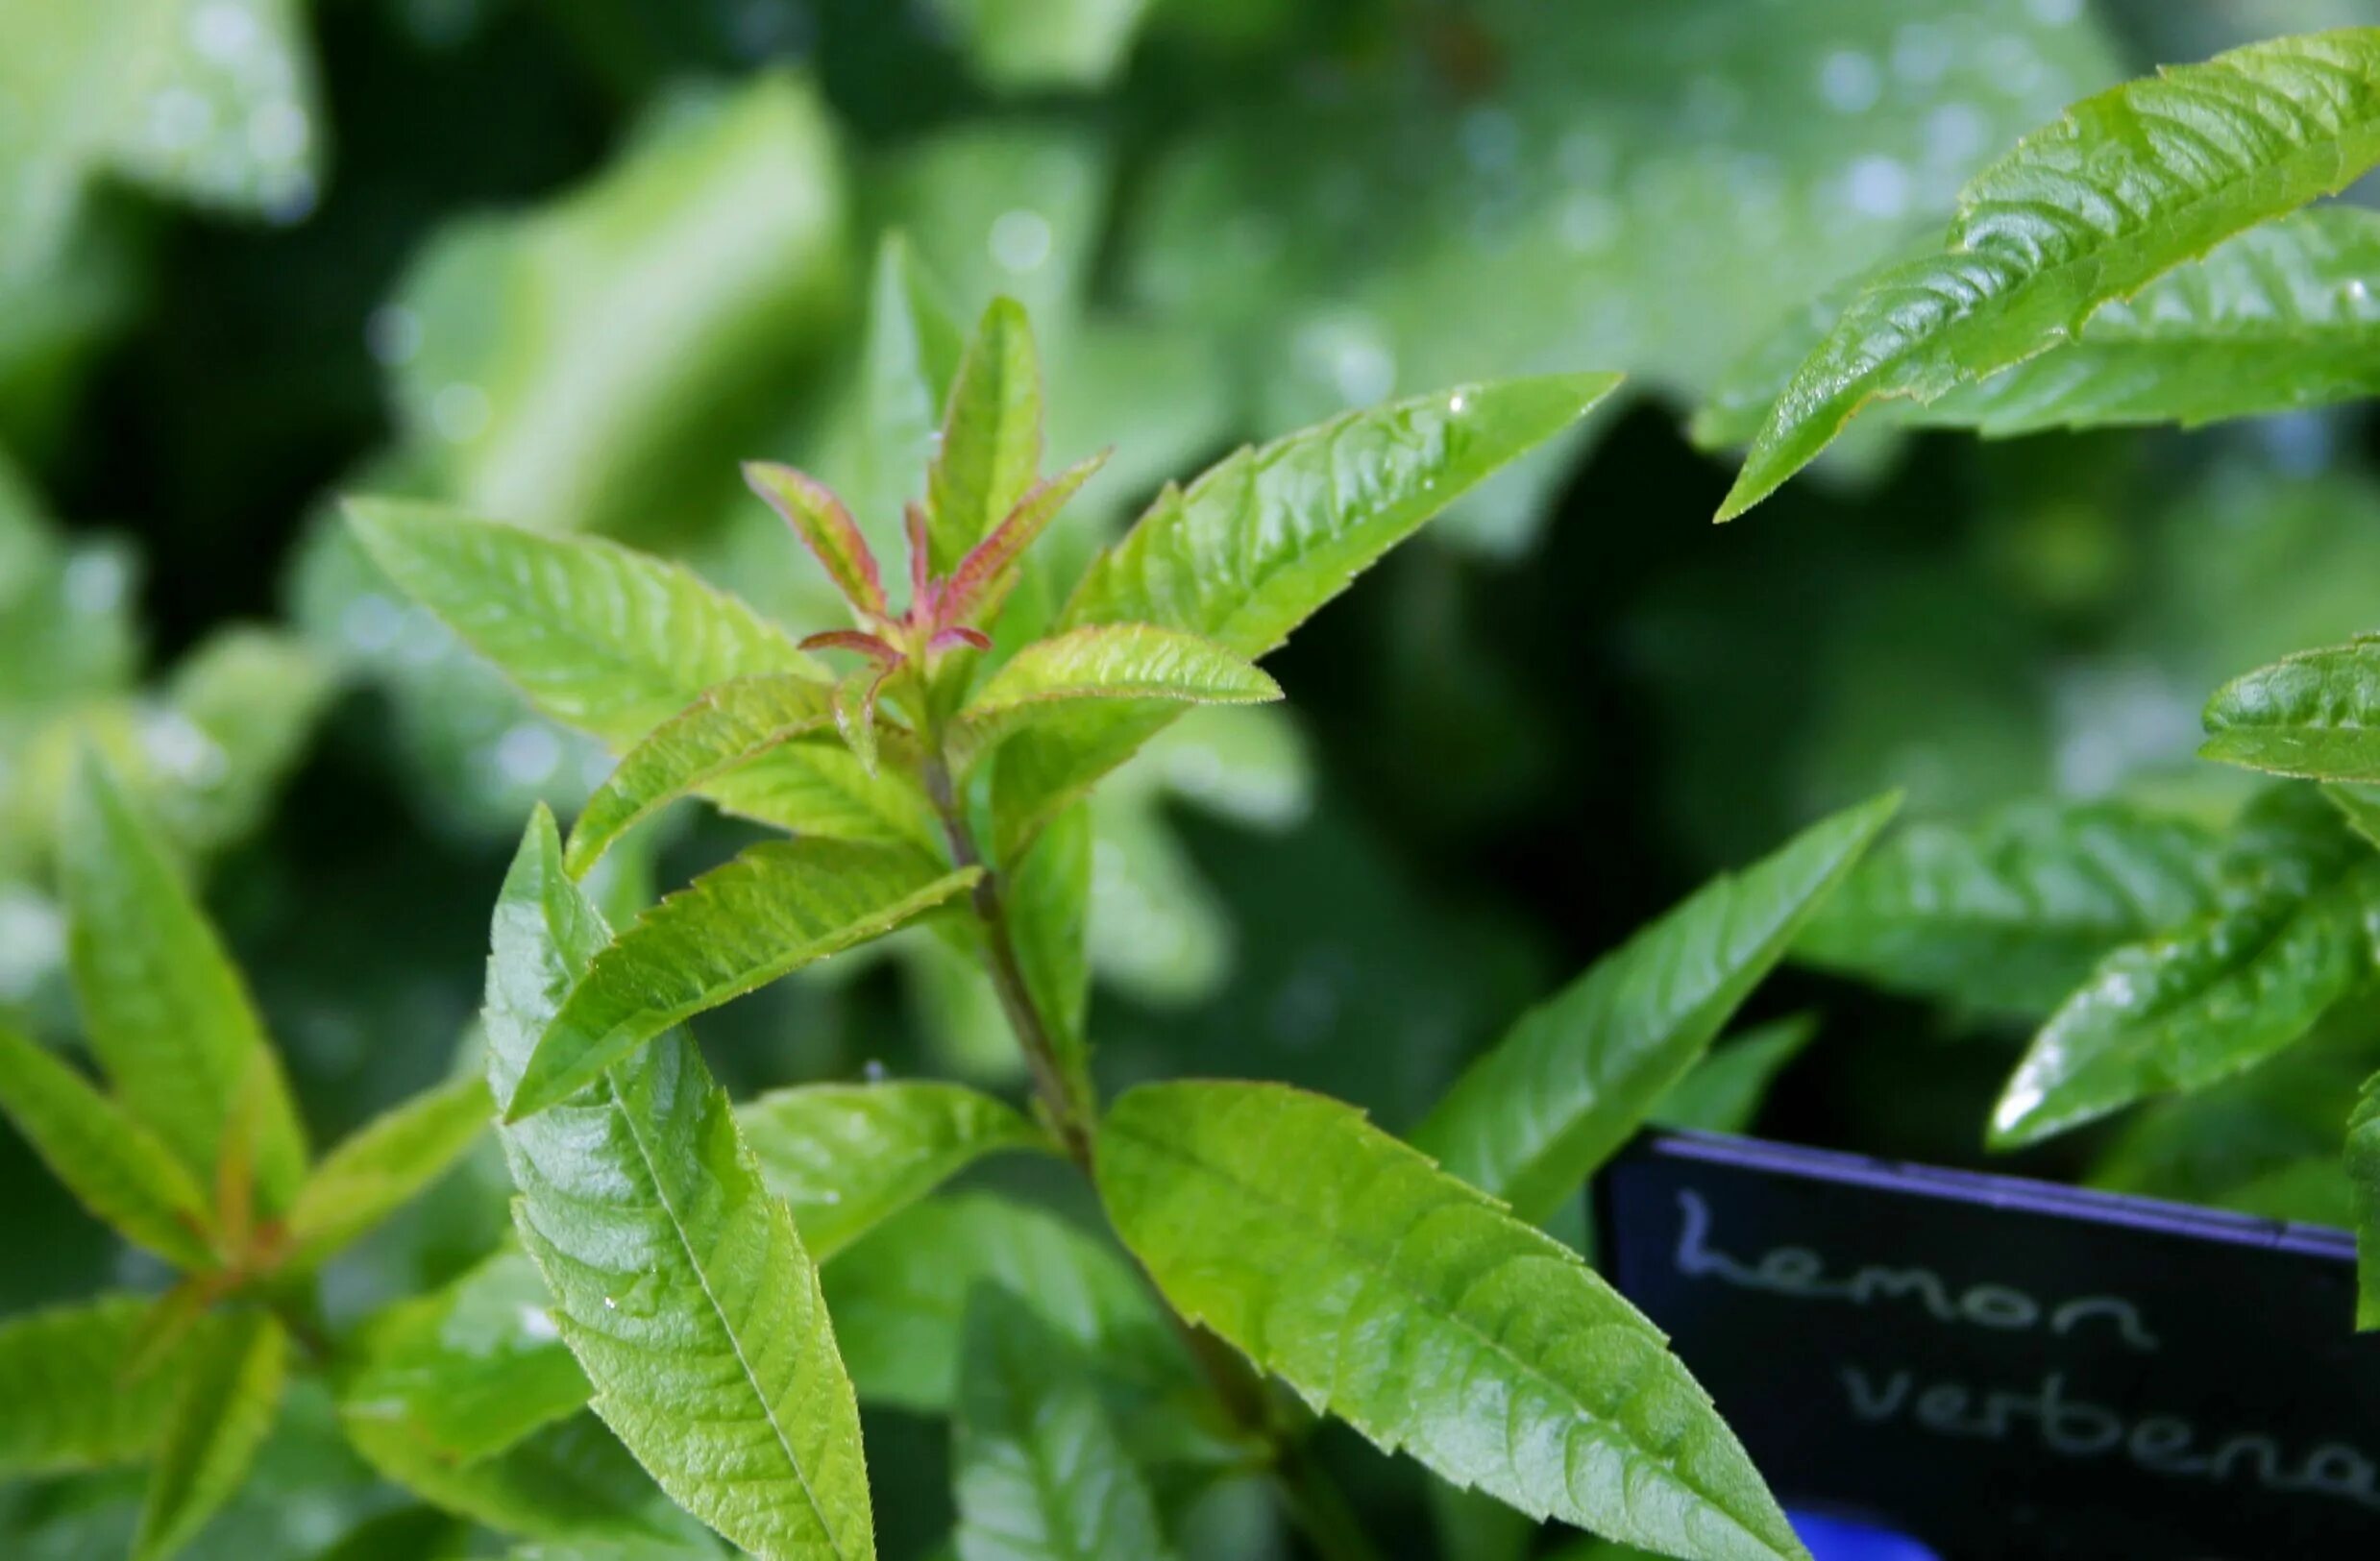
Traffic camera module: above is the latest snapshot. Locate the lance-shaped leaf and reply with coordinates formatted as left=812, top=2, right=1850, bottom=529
left=486, top=810, right=877, bottom=1561
left=1650, top=1014, right=1819, bottom=1137
left=1992, top=790, right=2380, bottom=1149
left=348, top=501, right=935, bottom=849
left=1416, top=794, right=1897, bottom=1223
left=746, top=464, right=888, bottom=618
left=348, top=500, right=817, bottom=745
left=957, top=625, right=1280, bottom=768
left=61, top=756, right=307, bottom=1211
left=1006, top=804, right=1093, bottom=1102
left=0, top=1025, right=215, bottom=1268
left=1795, top=799, right=2227, bottom=1016
left=1699, top=209, right=2380, bottom=447
left=2203, top=634, right=2380, bottom=783
left=852, top=232, right=965, bottom=524
left=937, top=452, right=1109, bottom=628
left=952, top=1287, right=1179, bottom=1561
left=823, top=1194, right=1180, bottom=1415
left=2330, top=782, right=2380, bottom=851
left=509, top=840, right=981, bottom=1120
left=2352, top=1070, right=2380, bottom=1328
left=737, top=1083, right=1048, bottom=1262
left=994, top=374, right=1619, bottom=850
left=283, top=1075, right=492, bottom=1270
left=0, top=1298, right=223, bottom=1475
left=341, top=1247, right=591, bottom=1465
left=1099, top=1083, right=1805, bottom=1561
left=927, top=299, right=1043, bottom=573
left=1718, top=29, right=2380, bottom=520
left=135, top=1309, right=287, bottom=1561
left=565, top=674, right=841, bottom=877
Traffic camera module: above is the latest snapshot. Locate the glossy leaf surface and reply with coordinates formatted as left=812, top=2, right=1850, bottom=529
left=1417, top=795, right=1896, bottom=1221
left=2204, top=634, right=2380, bottom=782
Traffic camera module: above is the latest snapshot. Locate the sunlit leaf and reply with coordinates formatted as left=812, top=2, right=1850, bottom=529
left=1099, top=1082, right=1805, bottom=1560
left=563, top=674, right=839, bottom=878
left=956, top=625, right=1280, bottom=770
left=737, top=1083, right=1048, bottom=1262
left=60, top=755, right=307, bottom=1210
left=994, top=375, right=1619, bottom=850
left=486, top=810, right=877, bottom=1560
left=928, top=300, right=1043, bottom=574
left=347, top=500, right=814, bottom=747
left=508, top=840, right=980, bottom=1120
left=1699, top=208, right=2380, bottom=446
left=951, top=1287, right=1178, bottom=1561
left=1417, top=795, right=1897, bottom=1222
left=1992, top=788, right=2380, bottom=1148
left=135, top=1309, right=286, bottom=1561
left=2204, top=633, right=2380, bottom=782
left=283, top=1075, right=492, bottom=1270
left=744, top=465, right=888, bottom=619
left=0, top=1023, right=214, bottom=1268
left=1796, top=799, right=2227, bottom=1016
left=1720, top=29, right=2380, bottom=518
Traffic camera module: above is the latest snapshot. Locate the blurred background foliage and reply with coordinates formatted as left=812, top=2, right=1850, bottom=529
left=3, top=0, right=2377, bottom=1554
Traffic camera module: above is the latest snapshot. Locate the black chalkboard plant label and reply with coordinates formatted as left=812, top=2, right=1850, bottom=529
left=1596, top=1131, right=2380, bottom=1559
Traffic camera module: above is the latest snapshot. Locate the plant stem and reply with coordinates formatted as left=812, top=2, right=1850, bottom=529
left=920, top=751, right=1094, bottom=1168
left=920, top=737, right=1385, bottom=1561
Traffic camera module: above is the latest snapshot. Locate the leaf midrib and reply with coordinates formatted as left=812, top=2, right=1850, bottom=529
left=1108, top=1111, right=1787, bottom=1559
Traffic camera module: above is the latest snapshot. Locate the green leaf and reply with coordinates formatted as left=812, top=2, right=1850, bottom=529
left=1718, top=29, right=2380, bottom=520
left=134, top=1309, right=287, bottom=1561
left=1098, top=1083, right=1805, bottom=1561
left=822, top=1193, right=1177, bottom=1415
left=1992, top=789, right=2380, bottom=1148
left=338, top=1250, right=690, bottom=1541
left=350, top=500, right=933, bottom=850
left=387, top=71, right=848, bottom=536
left=283, top=1075, right=492, bottom=1270
left=508, top=839, right=980, bottom=1120
left=60, top=755, right=307, bottom=1211
left=994, top=374, right=1619, bottom=848
left=1795, top=799, right=2228, bottom=1016
left=2204, top=634, right=2380, bottom=782
left=851, top=233, right=965, bottom=526
left=341, top=1248, right=590, bottom=1465
left=346, top=500, right=814, bottom=747
left=0, top=1297, right=219, bottom=1475
left=485, top=810, right=877, bottom=1561
left=1649, top=1014, right=1819, bottom=1136
left=1005, top=804, right=1092, bottom=1101
left=929, top=0, right=1154, bottom=93
left=563, top=674, right=839, bottom=878
left=1416, top=794, right=1898, bottom=1222
left=928, top=299, right=1043, bottom=574
left=1699, top=208, right=2380, bottom=446
left=744, top=465, right=888, bottom=619
left=951, top=1288, right=1178, bottom=1561
left=0, top=1023, right=214, bottom=1268
left=2329, top=782, right=2380, bottom=851
left=736, top=1083, right=1047, bottom=1262
left=2352, top=1069, right=2380, bottom=1328
left=956, top=624, right=1280, bottom=768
